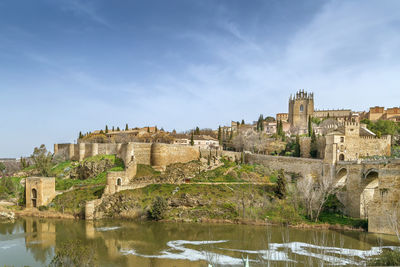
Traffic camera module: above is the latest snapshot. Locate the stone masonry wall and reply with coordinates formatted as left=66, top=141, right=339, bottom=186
left=151, top=143, right=199, bottom=170
left=26, top=177, right=56, bottom=208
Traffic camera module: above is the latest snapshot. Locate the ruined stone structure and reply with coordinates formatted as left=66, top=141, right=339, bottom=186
left=324, top=122, right=391, bottom=164
left=25, top=177, right=57, bottom=208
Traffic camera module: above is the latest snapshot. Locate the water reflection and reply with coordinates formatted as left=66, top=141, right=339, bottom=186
left=0, top=218, right=399, bottom=266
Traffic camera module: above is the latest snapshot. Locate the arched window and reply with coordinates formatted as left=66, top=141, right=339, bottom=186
left=117, top=178, right=122, bottom=186
left=300, top=105, right=304, bottom=112
left=32, top=188, right=37, bottom=199
left=339, top=154, right=345, bottom=161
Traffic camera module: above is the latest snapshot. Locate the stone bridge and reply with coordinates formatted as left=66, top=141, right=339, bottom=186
left=335, top=159, right=400, bottom=234
left=242, top=153, right=400, bottom=234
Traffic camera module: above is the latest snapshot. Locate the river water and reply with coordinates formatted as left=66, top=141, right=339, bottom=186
left=0, top=218, right=399, bottom=266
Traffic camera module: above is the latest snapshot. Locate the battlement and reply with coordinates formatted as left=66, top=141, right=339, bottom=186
left=344, top=122, right=359, bottom=127
left=289, top=89, right=313, bottom=101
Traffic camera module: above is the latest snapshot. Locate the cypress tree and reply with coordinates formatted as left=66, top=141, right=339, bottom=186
left=125, top=123, right=129, bottom=131
left=105, top=125, right=108, bottom=133
left=229, top=129, right=233, bottom=140
left=241, top=119, right=245, bottom=125
left=218, top=126, right=222, bottom=144
left=112, top=126, right=115, bottom=131
left=147, top=127, right=150, bottom=133
left=79, top=131, right=83, bottom=139
left=310, top=130, right=318, bottom=158
left=155, top=126, right=158, bottom=132
left=190, top=132, right=194, bottom=146
left=195, top=127, right=200, bottom=135
left=294, top=135, right=301, bottom=157
left=117, top=127, right=120, bottom=131
left=308, top=116, right=312, bottom=137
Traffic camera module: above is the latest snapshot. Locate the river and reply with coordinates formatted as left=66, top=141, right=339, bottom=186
left=0, top=218, right=399, bottom=266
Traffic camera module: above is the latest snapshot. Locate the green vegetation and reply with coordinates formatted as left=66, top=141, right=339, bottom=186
left=361, top=119, right=400, bottom=138
left=31, top=144, right=53, bottom=177
left=310, top=130, right=318, bottom=158
left=55, top=172, right=107, bottom=191
left=51, top=185, right=104, bottom=216
left=0, top=176, right=24, bottom=201
left=318, top=213, right=368, bottom=230
left=136, top=164, right=161, bottom=178
left=191, top=158, right=270, bottom=183
left=367, top=249, right=400, bottom=266
left=53, top=155, right=124, bottom=190
left=148, top=196, right=168, bottom=221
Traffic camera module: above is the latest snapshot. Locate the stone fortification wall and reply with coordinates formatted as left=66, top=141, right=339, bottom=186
left=314, top=109, right=351, bottom=118
left=245, top=153, right=324, bottom=178
left=132, top=143, right=152, bottom=165
left=151, top=143, right=199, bottom=170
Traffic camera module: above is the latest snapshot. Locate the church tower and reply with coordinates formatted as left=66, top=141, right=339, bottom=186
left=288, top=90, right=314, bottom=134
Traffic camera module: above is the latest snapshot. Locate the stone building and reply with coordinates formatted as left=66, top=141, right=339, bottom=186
left=25, top=177, right=57, bottom=208
left=363, top=106, right=400, bottom=121
left=324, top=122, right=391, bottom=163
left=288, top=90, right=314, bottom=134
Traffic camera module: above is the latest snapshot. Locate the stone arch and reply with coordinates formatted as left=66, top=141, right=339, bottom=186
left=116, top=178, right=122, bottom=186
left=335, top=167, right=348, bottom=187
left=339, top=154, right=345, bottom=161
left=360, top=169, right=379, bottom=219
left=31, top=188, right=37, bottom=208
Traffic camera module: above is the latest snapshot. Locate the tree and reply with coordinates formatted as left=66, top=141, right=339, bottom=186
left=241, top=119, right=245, bottom=125
left=294, top=135, right=301, bottom=157
left=310, top=130, right=318, bottom=158
left=190, top=132, right=194, bottom=146
left=155, top=126, right=158, bottom=132
left=112, top=126, right=115, bottom=131
left=296, top=175, right=342, bottom=222
left=275, top=170, right=287, bottom=199
left=31, top=145, right=53, bottom=177
left=125, top=123, right=129, bottom=131
left=148, top=196, right=168, bottom=221
left=105, top=125, right=108, bottom=134
left=147, top=126, right=150, bottom=133
left=195, top=127, right=200, bottom=135
left=99, top=130, right=104, bottom=134
left=0, top=162, right=5, bottom=174
left=218, top=126, right=222, bottom=145
left=308, top=115, right=312, bottom=137
left=78, top=131, right=83, bottom=139
left=172, top=129, right=177, bottom=134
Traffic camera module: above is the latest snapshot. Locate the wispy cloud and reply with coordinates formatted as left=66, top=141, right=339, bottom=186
left=59, top=0, right=111, bottom=28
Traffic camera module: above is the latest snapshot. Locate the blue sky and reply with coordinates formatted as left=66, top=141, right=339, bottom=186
left=1, top=0, right=400, bottom=157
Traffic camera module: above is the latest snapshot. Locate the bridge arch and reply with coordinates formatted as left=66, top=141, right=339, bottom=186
left=360, top=168, right=379, bottom=218
left=335, top=167, right=348, bottom=188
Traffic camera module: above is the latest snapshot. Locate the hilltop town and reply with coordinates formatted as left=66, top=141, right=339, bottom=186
left=1, top=90, right=400, bottom=238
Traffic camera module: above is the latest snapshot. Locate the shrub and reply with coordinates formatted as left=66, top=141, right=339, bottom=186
left=368, top=249, right=400, bottom=266
left=38, top=205, right=48, bottom=211
left=148, top=196, right=168, bottom=221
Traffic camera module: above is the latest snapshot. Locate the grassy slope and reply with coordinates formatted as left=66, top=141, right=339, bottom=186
left=53, top=155, right=124, bottom=190
left=50, top=185, right=104, bottom=215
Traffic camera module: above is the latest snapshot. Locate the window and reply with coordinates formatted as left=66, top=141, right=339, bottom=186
left=300, top=105, right=304, bottom=112
left=340, top=137, right=344, bottom=143
left=117, top=178, right=122, bottom=186
left=339, top=154, right=345, bottom=161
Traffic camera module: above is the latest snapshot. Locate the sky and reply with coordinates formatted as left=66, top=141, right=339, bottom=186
left=1, top=0, right=400, bottom=157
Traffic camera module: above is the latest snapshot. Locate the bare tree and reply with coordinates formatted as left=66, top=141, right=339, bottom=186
left=386, top=202, right=400, bottom=241
left=296, top=174, right=343, bottom=222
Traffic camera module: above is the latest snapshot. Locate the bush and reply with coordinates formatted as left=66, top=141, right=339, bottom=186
left=368, top=249, right=400, bottom=266
left=38, top=205, right=48, bottom=211
left=148, top=196, right=168, bottom=221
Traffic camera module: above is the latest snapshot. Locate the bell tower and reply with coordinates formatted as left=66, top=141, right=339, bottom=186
left=288, top=90, right=314, bottom=134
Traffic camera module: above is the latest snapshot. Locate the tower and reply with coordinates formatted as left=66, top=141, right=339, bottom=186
left=288, top=90, right=314, bottom=134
